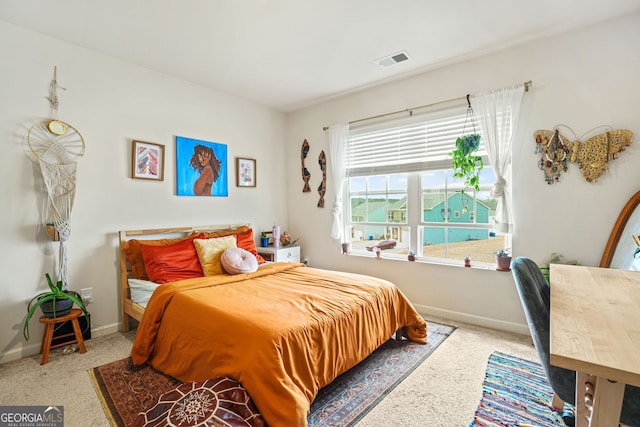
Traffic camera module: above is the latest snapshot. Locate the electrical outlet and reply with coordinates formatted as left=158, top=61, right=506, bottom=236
left=303, top=256, right=309, bottom=266
left=80, top=287, right=93, bottom=305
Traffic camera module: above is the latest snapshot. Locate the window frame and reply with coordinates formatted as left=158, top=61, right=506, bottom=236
left=343, top=102, right=511, bottom=265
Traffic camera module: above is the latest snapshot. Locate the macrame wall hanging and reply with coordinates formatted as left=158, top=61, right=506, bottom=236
left=27, top=67, right=85, bottom=289
left=534, top=125, right=632, bottom=184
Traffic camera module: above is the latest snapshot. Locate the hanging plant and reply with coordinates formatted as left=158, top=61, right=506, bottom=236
left=450, top=96, right=483, bottom=195
left=450, top=134, right=483, bottom=193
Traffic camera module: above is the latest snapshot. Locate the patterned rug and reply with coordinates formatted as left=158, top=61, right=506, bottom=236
left=470, top=351, right=573, bottom=427
left=89, top=320, right=455, bottom=427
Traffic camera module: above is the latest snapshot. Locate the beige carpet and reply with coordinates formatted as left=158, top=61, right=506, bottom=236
left=0, top=316, right=537, bottom=427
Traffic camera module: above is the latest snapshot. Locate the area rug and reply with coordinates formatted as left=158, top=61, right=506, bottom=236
left=470, top=351, right=573, bottom=427
left=89, top=320, right=455, bottom=427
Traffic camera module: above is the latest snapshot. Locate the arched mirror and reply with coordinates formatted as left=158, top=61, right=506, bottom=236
left=600, top=191, right=640, bottom=270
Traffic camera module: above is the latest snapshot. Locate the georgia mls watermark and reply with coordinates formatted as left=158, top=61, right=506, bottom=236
left=0, top=406, right=63, bottom=427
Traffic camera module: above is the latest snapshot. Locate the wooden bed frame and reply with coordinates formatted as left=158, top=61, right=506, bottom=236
left=118, top=224, right=249, bottom=332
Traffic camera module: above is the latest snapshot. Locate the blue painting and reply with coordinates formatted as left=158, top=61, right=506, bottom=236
left=176, top=136, right=228, bottom=197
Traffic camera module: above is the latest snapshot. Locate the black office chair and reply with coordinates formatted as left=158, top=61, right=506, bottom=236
left=511, top=257, right=640, bottom=427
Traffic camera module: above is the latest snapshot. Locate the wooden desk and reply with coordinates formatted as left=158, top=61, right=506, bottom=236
left=550, top=264, right=640, bottom=426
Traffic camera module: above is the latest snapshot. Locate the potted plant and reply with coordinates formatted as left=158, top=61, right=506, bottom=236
left=23, top=273, right=90, bottom=340
left=450, top=133, right=483, bottom=196
left=45, top=223, right=60, bottom=241
left=259, top=232, right=270, bottom=248
left=495, top=248, right=512, bottom=271
left=540, top=252, right=579, bottom=283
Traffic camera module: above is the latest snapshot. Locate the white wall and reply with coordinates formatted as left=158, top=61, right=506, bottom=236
left=0, top=21, right=287, bottom=362
left=285, top=12, right=640, bottom=333
left=2, top=11, right=639, bottom=363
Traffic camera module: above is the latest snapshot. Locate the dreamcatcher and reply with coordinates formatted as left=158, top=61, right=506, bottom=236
left=28, top=67, right=85, bottom=288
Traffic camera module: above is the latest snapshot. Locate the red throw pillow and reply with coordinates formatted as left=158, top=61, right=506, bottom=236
left=140, top=237, right=204, bottom=284
left=124, top=233, right=200, bottom=280
left=235, top=228, right=266, bottom=264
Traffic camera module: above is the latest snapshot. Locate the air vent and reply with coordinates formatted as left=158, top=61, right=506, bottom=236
left=376, top=51, right=411, bottom=68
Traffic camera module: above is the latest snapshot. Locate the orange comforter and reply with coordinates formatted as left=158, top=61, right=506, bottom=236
left=131, top=262, right=427, bottom=427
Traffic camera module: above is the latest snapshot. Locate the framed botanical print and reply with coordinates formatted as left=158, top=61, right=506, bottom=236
left=132, top=140, right=164, bottom=181
left=236, top=157, right=256, bottom=187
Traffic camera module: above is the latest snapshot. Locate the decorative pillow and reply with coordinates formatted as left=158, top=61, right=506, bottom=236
left=235, top=228, right=266, bottom=264
left=221, top=247, right=259, bottom=275
left=140, top=238, right=204, bottom=284
left=124, top=233, right=203, bottom=280
left=193, top=236, right=237, bottom=276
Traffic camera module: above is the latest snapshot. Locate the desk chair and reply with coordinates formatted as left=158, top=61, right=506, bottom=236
left=511, top=257, right=640, bottom=427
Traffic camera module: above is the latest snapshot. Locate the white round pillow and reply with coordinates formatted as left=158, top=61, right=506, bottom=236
left=221, top=247, right=259, bottom=275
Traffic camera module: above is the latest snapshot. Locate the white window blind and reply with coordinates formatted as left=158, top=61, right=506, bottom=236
left=347, top=103, right=487, bottom=177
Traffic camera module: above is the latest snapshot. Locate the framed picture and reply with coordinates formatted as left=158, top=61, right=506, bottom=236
left=236, top=157, right=256, bottom=187
left=132, top=140, right=164, bottom=181
left=175, top=136, right=228, bottom=197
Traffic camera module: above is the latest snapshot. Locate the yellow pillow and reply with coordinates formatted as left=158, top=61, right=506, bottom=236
left=193, top=236, right=237, bottom=276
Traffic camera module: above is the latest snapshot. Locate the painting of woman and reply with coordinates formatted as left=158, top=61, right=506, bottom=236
left=189, top=144, right=221, bottom=196
left=176, top=136, right=228, bottom=197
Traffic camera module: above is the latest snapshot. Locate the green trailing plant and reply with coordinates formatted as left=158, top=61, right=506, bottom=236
left=23, top=273, right=90, bottom=340
left=539, top=252, right=579, bottom=283
left=450, top=133, right=483, bottom=195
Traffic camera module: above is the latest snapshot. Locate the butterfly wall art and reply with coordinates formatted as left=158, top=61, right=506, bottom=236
left=534, top=125, right=632, bottom=184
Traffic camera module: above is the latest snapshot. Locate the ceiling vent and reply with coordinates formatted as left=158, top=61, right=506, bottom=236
left=376, top=51, right=411, bottom=68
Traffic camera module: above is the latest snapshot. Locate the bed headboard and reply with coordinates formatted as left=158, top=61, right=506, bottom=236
left=118, top=224, right=250, bottom=331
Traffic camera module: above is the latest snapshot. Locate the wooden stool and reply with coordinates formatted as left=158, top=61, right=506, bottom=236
left=39, top=308, right=87, bottom=365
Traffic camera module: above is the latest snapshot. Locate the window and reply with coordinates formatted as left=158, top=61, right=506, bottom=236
left=345, top=102, right=510, bottom=264
left=349, top=174, right=410, bottom=254
left=420, top=168, right=508, bottom=264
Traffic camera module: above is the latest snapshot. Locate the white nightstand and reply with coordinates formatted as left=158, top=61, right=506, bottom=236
left=257, top=245, right=300, bottom=263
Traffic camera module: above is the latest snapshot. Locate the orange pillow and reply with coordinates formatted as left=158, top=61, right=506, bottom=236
left=235, top=228, right=265, bottom=264
left=201, top=225, right=250, bottom=239
left=139, top=238, right=204, bottom=284
left=124, top=233, right=202, bottom=280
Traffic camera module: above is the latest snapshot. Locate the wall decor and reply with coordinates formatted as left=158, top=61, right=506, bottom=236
left=534, top=125, right=632, bottom=184
left=301, top=139, right=311, bottom=192
left=318, top=150, right=326, bottom=208
left=132, top=140, right=164, bottom=181
left=27, top=66, right=86, bottom=288
left=176, top=136, right=228, bottom=197
left=236, top=157, right=256, bottom=187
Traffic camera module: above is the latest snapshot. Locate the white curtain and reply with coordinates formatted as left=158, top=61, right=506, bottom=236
left=328, top=123, right=349, bottom=241
left=471, top=84, right=525, bottom=233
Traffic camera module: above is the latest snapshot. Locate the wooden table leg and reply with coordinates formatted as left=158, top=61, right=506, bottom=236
left=575, top=371, right=590, bottom=427
left=590, top=376, right=624, bottom=427
left=575, top=372, right=624, bottom=427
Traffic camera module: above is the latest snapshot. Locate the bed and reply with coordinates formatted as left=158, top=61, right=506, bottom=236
left=119, top=225, right=427, bottom=427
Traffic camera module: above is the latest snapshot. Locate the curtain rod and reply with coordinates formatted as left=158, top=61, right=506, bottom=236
left=322, top=80, right=532, bottom=131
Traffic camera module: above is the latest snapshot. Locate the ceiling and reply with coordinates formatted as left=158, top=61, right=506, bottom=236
left=2, top=1, right=640, bottom=112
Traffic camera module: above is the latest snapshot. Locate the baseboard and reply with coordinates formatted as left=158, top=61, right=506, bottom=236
left=0, top=321, right=121, bottom=365
left=414, top=304, right=530, bottom=336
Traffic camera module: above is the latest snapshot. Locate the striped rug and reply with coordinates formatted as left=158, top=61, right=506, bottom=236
left=470, top=351, right=572, bottom=427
